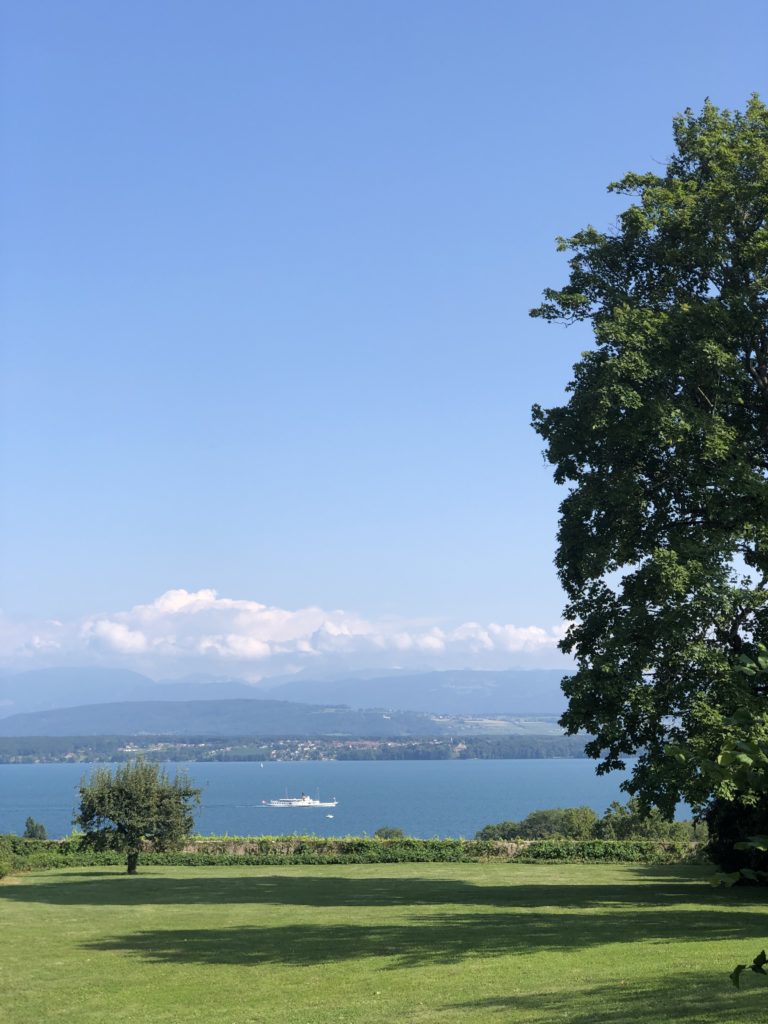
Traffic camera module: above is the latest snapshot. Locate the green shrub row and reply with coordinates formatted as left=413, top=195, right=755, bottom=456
left=0, top=835, right=13, bottom=878
left=474, top=801, right=705, bottom=843
left=512, top=839, right=701, bottom=863
left=0, top=834, right=705, bottom=870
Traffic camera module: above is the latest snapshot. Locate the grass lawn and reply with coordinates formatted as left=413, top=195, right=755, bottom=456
left=2, top=863, right=767, bottom=1024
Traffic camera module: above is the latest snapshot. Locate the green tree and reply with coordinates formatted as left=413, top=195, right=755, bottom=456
left=23, top=817, right=47, bottom=840
left=374, top=827, right=405, bottom=839
left=595, top=799, right=702, bottom=842
left=475, top=806, right=597, bottom=840
left=74, top=760, right=201, bottom=874
left=560, top=806, right=599, bottom=839
left=531, top=97, right=768, bottom=837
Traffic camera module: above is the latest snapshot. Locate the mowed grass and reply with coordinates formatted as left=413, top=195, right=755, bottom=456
left=2, top=864, right=767, bottom=1024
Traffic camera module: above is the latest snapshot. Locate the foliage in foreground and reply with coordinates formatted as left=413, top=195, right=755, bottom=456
left=668, top=650, right=768, bottom=878
left=731, top=950, right=768, bottom=989
left=531, top=96, right=768, bottom=836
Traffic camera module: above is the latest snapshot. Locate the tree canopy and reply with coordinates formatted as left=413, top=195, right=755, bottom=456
left=476, top=806, right=598, bottom=841
left=474, top=802, right=699, bottom=842
left=74, top=760, right=200, bottom=873
left=531, top=96, right=768, bottom=820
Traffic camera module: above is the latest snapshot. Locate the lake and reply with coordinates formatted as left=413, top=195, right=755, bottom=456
left=0, top=759, right=638, bottom=839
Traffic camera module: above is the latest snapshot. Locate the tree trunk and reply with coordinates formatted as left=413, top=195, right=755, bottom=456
left=126, top=850, right=139, bottom=874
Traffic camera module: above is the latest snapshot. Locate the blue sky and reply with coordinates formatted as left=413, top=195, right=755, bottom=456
left=2, top=1, right=767, bottom=677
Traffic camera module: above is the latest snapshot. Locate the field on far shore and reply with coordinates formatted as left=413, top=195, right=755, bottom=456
left=2, top=863, right=766, bottom=1023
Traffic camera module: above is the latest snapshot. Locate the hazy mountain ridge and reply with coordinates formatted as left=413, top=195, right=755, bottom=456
left=0, top=666, right=569, bottom=718
left=0, top=667, right=153, bottom=717
left=0, top=668, right=262, bottom=718
left=263, top=668, right=569, bottom=715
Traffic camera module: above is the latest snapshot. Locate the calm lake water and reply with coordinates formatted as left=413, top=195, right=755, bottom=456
left=0, top=759, right=637, bottom=839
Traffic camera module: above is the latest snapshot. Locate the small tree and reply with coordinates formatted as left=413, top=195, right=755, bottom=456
left=374, top=827, right=405, bottom=839
left=560, top=806, right=599, bottom=839
left=74, top=760, right=201, bottom=874
left=23, top=817, right=47, bottom=840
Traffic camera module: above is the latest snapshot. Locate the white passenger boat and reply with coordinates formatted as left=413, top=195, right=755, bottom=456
left=262, top=792, right=338, bottom=808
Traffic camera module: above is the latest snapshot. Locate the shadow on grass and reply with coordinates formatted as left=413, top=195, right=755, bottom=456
left=79, top=905, right=768, bottom=969
left=0, top=866, right=748, bottom=912
left=445, top=977, right=765, bottom=1024
left=6, top=867, right=766, bottom=976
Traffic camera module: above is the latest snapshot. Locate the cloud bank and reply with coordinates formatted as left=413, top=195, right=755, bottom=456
left=1, top=589, right=569, bottom=678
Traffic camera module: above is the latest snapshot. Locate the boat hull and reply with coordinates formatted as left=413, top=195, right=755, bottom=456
left=262, top=796, right=338, bottom=808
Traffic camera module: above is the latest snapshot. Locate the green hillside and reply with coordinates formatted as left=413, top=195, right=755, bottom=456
left=0, top=698, right=446, bottom=738
left=0, top=697, right=567, bottom=739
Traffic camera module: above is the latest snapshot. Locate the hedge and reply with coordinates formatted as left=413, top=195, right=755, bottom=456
left=0, top=834, right=706, bottom=871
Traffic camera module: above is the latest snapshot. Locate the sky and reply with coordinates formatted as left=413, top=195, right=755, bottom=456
left=2, top=0, right=767, bottom=680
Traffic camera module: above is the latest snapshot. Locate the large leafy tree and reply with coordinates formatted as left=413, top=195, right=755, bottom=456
left=74, top=760, right=201, bottom=873
left=531, top=97, right=768, bottom=824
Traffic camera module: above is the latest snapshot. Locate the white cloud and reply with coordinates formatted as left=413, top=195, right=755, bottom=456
left=449, top=622, right=494, bottom=650
left=0, top=589, right=569, bottom=676
left=84, top=620, right=149, bottom=653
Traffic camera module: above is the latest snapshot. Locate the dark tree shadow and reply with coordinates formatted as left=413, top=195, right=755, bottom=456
left=445, top=977, right=766, bottom=1024
left=80, top=905, right=768, bottom=970
left=1, top=866, right=753, bottom=912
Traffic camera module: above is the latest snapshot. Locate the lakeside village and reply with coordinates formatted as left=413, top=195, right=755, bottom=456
left=0, top=732, right=588, bottom=764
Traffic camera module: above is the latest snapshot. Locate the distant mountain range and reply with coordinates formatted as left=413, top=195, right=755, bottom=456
left=0, top=698, right=559, bottom=739
left=0, top=668, right=264, bottom=719
left=0, top=666, right=569, bottom=720
left=263, top=669, right=569, bottom=715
